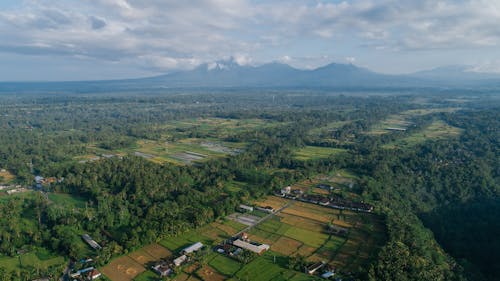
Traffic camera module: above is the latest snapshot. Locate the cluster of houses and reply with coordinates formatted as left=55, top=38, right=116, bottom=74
left=34, top=175, right=63, bottom=190
left=305, top=261, right=336, bottom=279
left=151, top=242, right=204, bottom=277
left=276, top=184, right=373, bottom=213
left=216, top=232, right=270, bottom=258
left=1, top=184, right=28, bottom=195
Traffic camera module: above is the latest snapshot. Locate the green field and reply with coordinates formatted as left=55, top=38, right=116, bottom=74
left=0, top=248, right=66, bottom=272
left=383, top=120, right=462, bottom=149
left=284, top=226, right=329, bottom=248
left=133, top=270, right=160, bottom=281
left=235, top=251, right=321, bottom=281
left=293, top=146, right=346, bottom=161
left=208, top=255, right=242, bottom=276
left=48, top=193, right=88, bottom=209
left=368, top=107, right=459, bottom=135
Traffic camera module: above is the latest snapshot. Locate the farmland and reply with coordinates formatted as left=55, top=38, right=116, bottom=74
left=79, top=117, right=280, bottom=165
left=293, top=146, right=347, bottom=161
left=367, top=107, right=459, bottom=135
left=98, top=188, right=383, bottom=281
left=106, top=187, right=382, bottom=281
left=382, top=119, right=462, bottom=149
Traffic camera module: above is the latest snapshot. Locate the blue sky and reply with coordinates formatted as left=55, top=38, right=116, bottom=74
left=1, top=0, right=500, bottom=81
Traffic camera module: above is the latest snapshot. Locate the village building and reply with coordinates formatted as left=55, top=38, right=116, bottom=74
left=255, top=206, right=274, bottom=213
left=181, top=242, right=204, bottom=255
left=306, top=261, right=326, bottom=275
left=239, top=204, right=254, bottom=212
left=173, top=254, right=187, bottom=267
left=281, top=186, right=291, bottom=195
left=152, top=262, right=172, bottom=277
left=82, top=234, right=102, bottom=250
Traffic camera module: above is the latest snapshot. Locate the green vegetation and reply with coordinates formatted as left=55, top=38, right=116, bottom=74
left=208, top=255, right=242, bottom=276
left=383, top=120, right=462, bottom=149
left=0, top=91, right=497, bottom=281
left=293, top=146, right=346, bottom=161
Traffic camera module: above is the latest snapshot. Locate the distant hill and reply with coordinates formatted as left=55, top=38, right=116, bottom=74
left=2, top=60, right=500, bottom=93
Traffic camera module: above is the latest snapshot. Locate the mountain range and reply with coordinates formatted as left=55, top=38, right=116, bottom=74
left=2, top=60, right=500, bottom=93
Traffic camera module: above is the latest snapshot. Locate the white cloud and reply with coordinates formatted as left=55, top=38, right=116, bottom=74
left=1, top=0, right=500, bottom=73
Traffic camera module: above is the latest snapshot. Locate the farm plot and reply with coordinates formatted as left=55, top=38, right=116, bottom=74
left=0, top=169, right=15, bottom=183
left=382, top=119, right=462, bottom=149
left=367, top=107, right=459, bottom=135
left=128, top=249, right=157, bottom=266
left=101, top=255, right=145, bottom=281
left=254, top=196, right=289, bottom=210
left=208, top=255, right=242, bottom=276
left=141, top=243, right=172, bottom=260
left=226, top=213, right=260, bottom=226
left=161, top=117, right=279, bottom=140
left=196, top=265, right=226, bottom=281
left=293, top=146, right=347, bottom=161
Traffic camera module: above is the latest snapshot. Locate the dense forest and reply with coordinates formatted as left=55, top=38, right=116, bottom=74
left=0, top=90, right=498, bottom=280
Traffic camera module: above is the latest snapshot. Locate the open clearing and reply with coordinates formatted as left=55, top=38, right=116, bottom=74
left=0, top=169, right=15, bottom=183
left=383, top=119, right=462, bottom=149
left=0, top=248, right=66, bottom=272
left=368, top=107, right=459, bottom=135
left=293, top=146, right=347, bottom=161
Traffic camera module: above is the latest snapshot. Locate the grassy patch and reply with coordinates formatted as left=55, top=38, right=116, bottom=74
left=293, top=146, right=346, bottom=161
left=133, top=270, right=161, bottom=281
left=48, top=193, right=88, bottom=209
left=208, top=255, right=241, bottom=276
left=283, top=226, right=329, bottom=248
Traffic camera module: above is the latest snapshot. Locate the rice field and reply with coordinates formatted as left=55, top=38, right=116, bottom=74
left=382, top=119, right=462, bottom=149
left=293, top=146, right=347, bottom=161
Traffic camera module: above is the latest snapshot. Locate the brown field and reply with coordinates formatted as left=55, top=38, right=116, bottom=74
left=254, top=196, right=288, bottom=210
left=278, top=213, right=325, bottom=232
left=196, top=265, right=226, bottom=281
left=248, top=233, right=274, bottom=246
left=0, top=169, right=15, bottom=183
left=185, top=262, right=201, bottom=274
left=199, top=225, right=227, bottom=241
left=212, top=222, right=238, bottom=236
left=307, top=253, right=326, bottom=263
left=101, top=256, right=145, bottom=281
left=142, top=243, right=172, bottom=260
left=128, top=249, right=156, bottom=266
left=172, top=273, right=190, bottom=281
left=312, top=188, right=330, bottom=195
left=271, top=237, right=303, bottom=256
left=282, top=205, right=332, bottom=224
left=296, top=245, right=316, bottom=257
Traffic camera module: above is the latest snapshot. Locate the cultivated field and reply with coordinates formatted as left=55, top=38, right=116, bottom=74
left=383, top=119, right=462, bottom=149
left=101, top=255, right=145, bottom=281
left=101, top=186, right=383, bottom=281
left=80, top=117, right=279, bottom=165
left=367, top=107, right=460, bottom=135
left=293, top=146, right=347, bottom=161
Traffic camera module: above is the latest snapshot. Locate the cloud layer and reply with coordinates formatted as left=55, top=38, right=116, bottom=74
left=1, top=0, right=500, bottom=77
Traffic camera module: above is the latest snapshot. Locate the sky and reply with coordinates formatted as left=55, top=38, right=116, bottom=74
left=1, top=0, right=500, bottom=81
